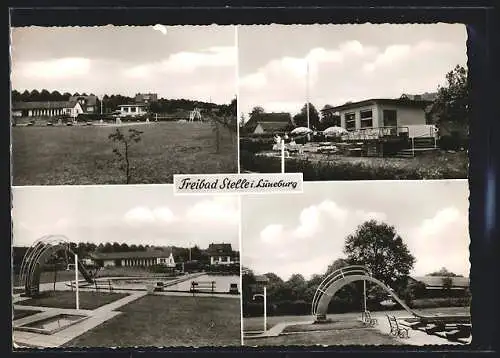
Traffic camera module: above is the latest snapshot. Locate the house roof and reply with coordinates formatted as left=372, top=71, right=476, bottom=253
left=411, top=276, right=469, bottom=289
left=89, top=249, right=173, bottom=260
left=245, top=112, right=292, bottom=131
left=207, top=243, right=233, bottom=256
left=322, top=98, right=432, bottom=113
left=255, top=121, right=291, bottom=133
left=12, top=101, right=80, bottom=110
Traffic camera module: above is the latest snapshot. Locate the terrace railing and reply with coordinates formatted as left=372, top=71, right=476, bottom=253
left=341, top=126, right=409, bottom=141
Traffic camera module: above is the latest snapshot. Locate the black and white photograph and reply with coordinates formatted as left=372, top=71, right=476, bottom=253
left=11, top=25, right=237, bottom=185
left=241, top=180, right=470, bottom=346
left=12, top=186, right=241, bottom=348
left=238, top=24, right=468, bottom=181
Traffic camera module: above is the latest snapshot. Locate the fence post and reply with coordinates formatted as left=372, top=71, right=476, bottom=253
left=411, top=137, right=415, bottom=157
left=75, top=254, right=79, bottom=310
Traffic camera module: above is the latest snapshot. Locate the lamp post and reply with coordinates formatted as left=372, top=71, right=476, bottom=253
left=253, top=286, right=267, bottom=333
left=281, top=139, right=285, bottom=173
left=75, top=253, right=80, bottom=310
left=306, top=60, right=310, bottom=130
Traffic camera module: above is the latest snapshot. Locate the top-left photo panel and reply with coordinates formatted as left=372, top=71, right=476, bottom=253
left=10, top=25, right=238, bottom=186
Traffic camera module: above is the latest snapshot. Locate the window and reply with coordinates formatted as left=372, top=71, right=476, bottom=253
left=131, top=107, right=137, bottom=113
left=123, top=107, right=129, bottom=113
left=360, top=110, right=373, bottom=128
left=383, top=110, right=397, bottom=127
left=345, top=112, right=356, bottom=131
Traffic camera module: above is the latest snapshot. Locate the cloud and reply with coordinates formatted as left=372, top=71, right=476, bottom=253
left=124, top=206, right=177, bottom=226
left=152, top=24, right=167, bottom=36
left=260, top=224, right=284, bottom=245
left=123, top=46, right=236, bottom=78
left=406, top=207, right=469, bottom=276
left=239, top=36, right=465, bottom=117
left=17, top=58, right=91, bottom=79
left=185, top=196, right=239, bottom=225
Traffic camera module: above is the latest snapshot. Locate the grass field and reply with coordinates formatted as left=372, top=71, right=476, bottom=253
left=63, top=295, right=241, bottom=347
left=12, top=121, right=237, bottom=185
left=13, top=309, right=42, bottom=320
left=16, top=291, right=129, bottom=310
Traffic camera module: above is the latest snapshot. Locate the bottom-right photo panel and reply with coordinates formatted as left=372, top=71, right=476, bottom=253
left=241, top=179, right=470, bottom=346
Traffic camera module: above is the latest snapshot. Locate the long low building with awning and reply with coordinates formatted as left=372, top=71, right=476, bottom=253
left=89, top=249, right=176, bottom=268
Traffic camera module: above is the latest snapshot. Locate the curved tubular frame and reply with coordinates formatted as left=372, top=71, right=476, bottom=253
left=311, top=265, right=471, bottom=324
left=19, top=234, right=94, bottom=296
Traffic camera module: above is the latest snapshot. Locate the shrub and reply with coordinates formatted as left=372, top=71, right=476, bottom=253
left=439, top=135, right=468, bottom=150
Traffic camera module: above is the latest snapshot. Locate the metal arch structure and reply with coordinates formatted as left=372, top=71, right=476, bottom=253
left=19, top=234, right=95, bottom=297
left=311, top=265, right=471, bottom=324
left=189, top=108, right=202, bottom=122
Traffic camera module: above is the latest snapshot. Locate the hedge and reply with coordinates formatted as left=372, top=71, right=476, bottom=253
left=239, top=151, right=466, bottom=180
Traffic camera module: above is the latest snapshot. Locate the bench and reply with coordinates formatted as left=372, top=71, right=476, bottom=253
left=191, top=281, right=216, bottom=295
left=361, top=311, right=378, bottom=327
left=386, top=315, right=409, bottom=338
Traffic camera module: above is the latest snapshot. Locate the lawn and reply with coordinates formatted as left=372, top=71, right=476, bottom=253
left=16, top=291, right=129, bottom=310
left=244, top=328, right=404, bottom=346
left=13, top=309, right=42, bottom=320
left=12, top=121, right=237, bottom=185
left=63, top=295, right=241, bottom=347
left=241, top=149, right=468, bottom=180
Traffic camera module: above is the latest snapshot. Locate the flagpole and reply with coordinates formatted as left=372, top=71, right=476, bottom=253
left=306, top=61, right=310, bottom=130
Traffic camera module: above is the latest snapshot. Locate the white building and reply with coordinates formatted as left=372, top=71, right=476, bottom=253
left=89, top=250, right=176, bottom=268
left=12, top=101, right=84, bottom=118
left=118, top=104, right=148, bottom=117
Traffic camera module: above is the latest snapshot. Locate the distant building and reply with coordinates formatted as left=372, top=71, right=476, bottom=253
left=207, top=243, right=239, bottom=266
left=135, top=93, right=158, bottom=104
left=244, top=112, right=293, bottom=134
left=410, top=275, right=469, bottom=291
left=69, top=95, right=99, bottom=113
left=118, top=104, right=148, bottom=117
left=89, top=249, right=175, bottom=268
left=12, top=101, right=84, bottom=118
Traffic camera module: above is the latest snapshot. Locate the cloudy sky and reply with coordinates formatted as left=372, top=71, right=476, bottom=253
left=239, top=24, right=467, bottom=120
left=12, top=186, right=239, bottom=250
left=242, top=180, right=469, bottom=280
left=10, top=25, right=236, bottom=104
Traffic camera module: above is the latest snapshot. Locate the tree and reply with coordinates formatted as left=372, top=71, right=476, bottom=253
left=108, top=128, right=143, bottom=184
left=427, top=267, right=462, bottom=277
left=293, top=102, right=320, bottom=129
left=248, top=106, right=265, bottom=121
left=428, top=64, right=468, bottom=126
left=343, top=220, right=416, bottom=288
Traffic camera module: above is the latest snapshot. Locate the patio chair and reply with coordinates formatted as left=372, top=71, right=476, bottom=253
left=386, top=314, right=409, bottom=338
left=363, top=311, right=378, bottom=327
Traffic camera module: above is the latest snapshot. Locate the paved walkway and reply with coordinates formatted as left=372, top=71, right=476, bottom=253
left=13, top=291, right=147, bottom=348
left=244, top=320, right=315, bottom=339
left=370, top=312, right=462, bottom=346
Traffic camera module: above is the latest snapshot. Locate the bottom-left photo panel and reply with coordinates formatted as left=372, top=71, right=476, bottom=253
left=11, top=185, right=242, bottom=349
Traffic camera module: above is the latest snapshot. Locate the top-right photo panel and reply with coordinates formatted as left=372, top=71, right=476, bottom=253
left=238, top=24, right=468, bottom=181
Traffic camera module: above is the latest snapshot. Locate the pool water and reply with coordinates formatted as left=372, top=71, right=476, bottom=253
left=18, top=314, right=87, bottom=334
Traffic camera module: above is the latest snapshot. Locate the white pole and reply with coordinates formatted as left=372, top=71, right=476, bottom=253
left=281, top=139, right=285, bottom=173
left=75, top=254, right=79, bottom=310
left=363, top=280, right=367, bottom=312
left=263, top=286, right=267, bottom=333
left=306, top=61, right=310, bottom=130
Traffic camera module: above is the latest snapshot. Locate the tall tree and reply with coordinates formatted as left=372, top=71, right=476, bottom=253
left=293, top=102, right=320, bottom=129
left=343, top=220, right=415, bottom=287
left=428, top=64, right=468, bottom=126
